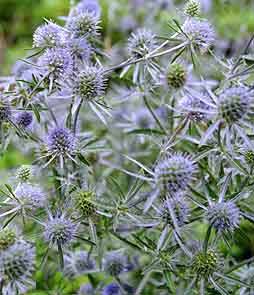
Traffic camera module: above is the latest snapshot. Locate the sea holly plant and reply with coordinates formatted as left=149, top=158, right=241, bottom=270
left=1, top=0, right=254, bottom=294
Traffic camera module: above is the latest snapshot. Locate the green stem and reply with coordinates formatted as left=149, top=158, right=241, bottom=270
left=143, top=95, right=167, bottom=135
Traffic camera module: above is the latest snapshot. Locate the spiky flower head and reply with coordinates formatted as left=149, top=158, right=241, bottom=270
left=15, top=112, right=33, bottom=129
left=73, top=66, right=107, bottom=100
left=184, top=0, right=201, bottom=17
left=67, top=11, right=100, bottom=38
left=74, top=190, right=96, bottom=217
left=154, top=153, right=196, bottom=194
left=103, top=252, right=127, bottom=276
left=0, top=99, right=11, bottom=124
left=244, top=150, right=254, bottom=166
left=68, top=37, right=91, bottom=61
left=15, top=183, right=47, bottom=210
left=178, top=94, right=210, bottom=121
left=64, top=251, right=96, bottom=278
left=46, top=127, right=76, bottom=157
left=206, top=201, right=240, bottom=232
left=44, top=213, right=78, bottom=246
left=167, top=63, right=187, bottom=89
left=182, top=18, right=215, bottom=51
left=0, top=241, right=35, bottom=293
left=16, top=165, right=33, bottom=183
left=192, top=249, right=219, bottom=278
left=72, top=0, right=101, bottom=17
left=33, top=22, right=66, bottom=48
left=128, top=28, right=157, bottom=58
left=39, top=47, right=73, bottom=79
left=217, top=86, right=252, bottom=124
left=0, top=229, right=16, bottom=252
left=102, top=283, right=121, bottom=295
left=161, top=194, right=189, bottom=227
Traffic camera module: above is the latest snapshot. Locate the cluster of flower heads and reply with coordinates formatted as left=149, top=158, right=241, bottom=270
left=0, top=0, right=254, bottom=294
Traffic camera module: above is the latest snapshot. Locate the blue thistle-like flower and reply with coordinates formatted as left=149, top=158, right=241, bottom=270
left=46, top=127, right=76, bottom=158
left=39, top=47, right=73, bottom=79
left=33, top=22, right=66, bottom=48
left=161, top=194, right=189, bottom=226
left=73, top=66, right=107, bottom=100
left=217, top=86, right=252, bottom=124
left=128, top=28, right=157, bottom=59
left=0, top=241, right=35, bottom=294
left=44, top=213, right=78, bottom=246
left=68, top=37, right=92, bottom=61
left=102, top=283, right=121, bottom=295
left=67, top=11, right=100, bottom=38
left=14, top=183, right=47, bottom=210
left=64, top=251, right=96, bottom=278
left=15, top=112, right=33, bottom=129
left=182, top=18, right=215, bottom=50
left=103, top=252, right=127, bottom=276
left=69, top=0, right=101, bottom=18
left=16, top=165, right=33, bottom=183
left=154, top=153, right=196, bottom=194
left=206, top=201, right=240, bottom=232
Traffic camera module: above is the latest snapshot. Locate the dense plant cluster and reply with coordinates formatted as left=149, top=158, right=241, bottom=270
left=1, top=0, right=254, bottom=294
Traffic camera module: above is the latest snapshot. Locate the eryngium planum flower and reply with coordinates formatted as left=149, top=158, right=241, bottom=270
left=154, top=153, right=196, bottom=194
left=67, top=11, right=100, bottom=38
left=102, top=283, right=121, bottom=295
left=44, top=213, right=78, bottom=246
left=16, top=165, right=33, bottom=183
left=206, top=201, right=240, bottom=232
left=64, top=251, right=96, bottom=278
left=0, top=241, right=35, bottom=294
left=15, top=111, right=33, bottom=129
left=192, top=249, right=219, bottom=279
left=128, top=28, right=157, bottom=58
left=69, top=0, right=101, bottom=18
left=46, top=127, right=76, bottom=158
left=33, top=22, right=66, bottom=48
left=15, top=183, right=47, bottom=210
left=167, top=63, right=187, bottom=89
left=74, top=190, right=96, bottom=217
left=182, top=18, right=215, bottom=51
left=103, top=252, right=127, bottom=276
left=0, top=229, right=16, bottom=251
left=217, top=86, right=253, bottom=124
left=73, top=66, right=107, bottom=100
left=39, top=47, right=73, bottom=79
left=68, top=37, right=91, bottom=61
left=184, top=0, right=201, bottom=17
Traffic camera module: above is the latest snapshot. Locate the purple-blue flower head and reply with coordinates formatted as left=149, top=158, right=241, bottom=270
left=206, top=201, right=240, bottom=232
left=73, top=66, right=107, bottom=100
left=102, top=283, right=121, bottom=295
left=33, top=22, right=67, bottom=48
left=155, top=153, right=196, bottom=194
left=15, top=112, right=33, bottom=129
left=103, top=252, right=127, bottom=276
left=46, top=127, right=76, bottom=157
left=39, top=47, right=74, bottom=79
left=44, top=213, right=78, bottom=246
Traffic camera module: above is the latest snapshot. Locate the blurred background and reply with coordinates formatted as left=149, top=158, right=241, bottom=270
left=1, top=0, right=254, bottom=75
